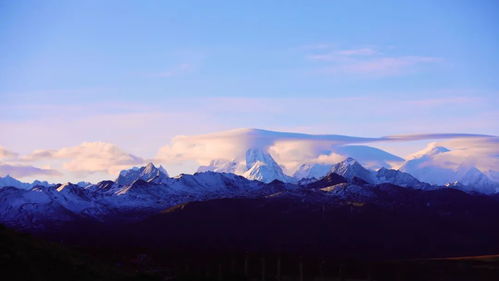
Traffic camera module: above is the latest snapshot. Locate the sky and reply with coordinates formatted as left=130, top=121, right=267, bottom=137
left=0, top=0, right=498, bottom=182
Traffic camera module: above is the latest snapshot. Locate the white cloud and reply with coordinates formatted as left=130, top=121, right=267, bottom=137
left=1, top=127, right=496, bottom=182
left=1, top=93, right=495, bottom=161
left=155, top=129, right=377, bottom=174
left=155, top=128, right=495, bottom=175
left=398, top=137, right=499, bottom=186
left=0, top=90, right=496, bottom=182
left=0, top=146, right=61, bottom=179
left=429, top=137, right=499, bottom=172
left=338, top=56, right=440, bottom=76
left=24, top=142, right=145, bottom=177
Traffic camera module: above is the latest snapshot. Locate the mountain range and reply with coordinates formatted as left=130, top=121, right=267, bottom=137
left=2, top=145, right=498, bottom=194
left=0, top=156, right=497, bottom=232
left=2, top=160, right=499, bottom=262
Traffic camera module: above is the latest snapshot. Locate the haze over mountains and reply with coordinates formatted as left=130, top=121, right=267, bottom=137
left=157, top=128, right=499, bottom=191
left=1, top=128, right=498, bottom=193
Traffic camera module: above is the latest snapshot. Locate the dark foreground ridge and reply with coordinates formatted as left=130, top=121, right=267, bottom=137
left=16, top=184, right=499, bottom=281
left=0, top=224, right=161, bottom=281
left=3, top=221, right=499, bottom=281
left=40, top=185, right=499, bottom=259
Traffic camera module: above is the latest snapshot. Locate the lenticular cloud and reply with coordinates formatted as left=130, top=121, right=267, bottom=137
left=155, top=128, right=498, bottom=178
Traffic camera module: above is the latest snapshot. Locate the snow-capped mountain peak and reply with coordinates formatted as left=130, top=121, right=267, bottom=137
left=198, top=159, right=242, bottom=174
left=375, top=167, right=427, bottom=188
left=329, top=157, right=375, bottom=183
left=197, top=148, right=293, bottom=183
left=115, top=162, right=169, bottom=186
left=0, top=175, right=52, bottom=189
left=400, top=143, right=498, bottom=193
left=407, top=144, right=450, bottom=160
left=454, top=165, right=498, bottom=193
left=242, top=148, right=294, bottom=183
left=0, top=175, right=24, bottom=188
left=293, top=163, right=333, bottom=180
left=245, top=148, right=275, bottom=169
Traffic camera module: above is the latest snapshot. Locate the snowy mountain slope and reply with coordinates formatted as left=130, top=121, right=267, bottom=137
left=374, top=167, right=431, bottom=189
left=400, top=144, right=499, bottom=193
left=174, top=129, right=497, bottom=186
left=329, top=158, right=376, bottom=183
left=0, top=154, right=497, bottom=232
left=0, top=186, right=81, bottom=230
left=0, top=164, right=297, bottom=230
left=198, top=148, right=293, bottom=183
left=454, top=165, right=498, bottom=193
left=115, top=162, right=169, bottom=186
left=293, top=163, right=333, bottom=180
left=161, top=129, right=409, bottom=180
left=292, top=145, right=404, bottom=180
left=0, top=175, right=51, bottom=189
left=304, top=158, right=433, bottom=190
left=197, top=159, right=242, bottom=174
left=334, top=145, right=404, bottom=169
left=486, top=170, right=499, bottom=182
left=399, top=145, right=454, bottom=185
left=0, top=175, right=29, bottom=189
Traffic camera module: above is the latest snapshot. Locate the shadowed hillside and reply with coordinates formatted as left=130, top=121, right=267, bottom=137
left=0, top=224, right=161, bottom=281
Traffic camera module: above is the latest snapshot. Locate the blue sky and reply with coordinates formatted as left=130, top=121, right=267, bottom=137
left=0, top=0, right=498, bottom=181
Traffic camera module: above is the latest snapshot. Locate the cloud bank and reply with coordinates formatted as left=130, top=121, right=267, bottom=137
left=409, top=137, right=499, bottom=173
left=0, top=146, right=18, bottom=160
left=1, top=129, right=497, bottom=183
left=0, top=142, right=145, bottom=182
left=25, top=142, right=145, bottom=176
left=0, top=164, right=60, bottom=179
left=156, top=128, right=497, bottom=175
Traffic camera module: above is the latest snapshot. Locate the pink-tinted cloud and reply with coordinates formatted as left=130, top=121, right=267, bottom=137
left=307, top=47, right=377, bottom=61
left=156, top=128, right=496, bottom=176
left=25, top=142, right=145, bottom=176
left=337, top=48, right=377, bottom=56
left=339, top=56, right=440, bottom=76
left=0, top=146, right=18, bottom=160
left=306, top=45, right=441, bottom=76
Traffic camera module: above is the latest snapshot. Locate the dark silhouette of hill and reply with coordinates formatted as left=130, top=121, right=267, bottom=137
left=0, top=224, right=161, bottom=281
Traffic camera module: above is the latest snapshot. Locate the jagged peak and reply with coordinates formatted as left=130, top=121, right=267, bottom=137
left=1, top=174, right=16, bottom=181
left=143, top=162, right=160, bottom=173
left=245, top=148, right=277, bottom=168
left=115, top=162, right=169, bottom=186
left=197, top=147, right=291, bottom=183
left=343, top=157, right=357, bottom=164
left=332, top=157, right=364, bottom=169
left=329, top=157, right=375, bottom=183
left=158, top=165, right=168, bottom=175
